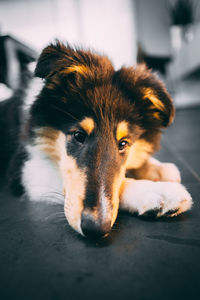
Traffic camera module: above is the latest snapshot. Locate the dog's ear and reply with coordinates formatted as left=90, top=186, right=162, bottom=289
left=115, top=64, right=175, bottom=128
left=35, top=41, right=76, bottom=78
left=35, top=41, right=114, bottom=81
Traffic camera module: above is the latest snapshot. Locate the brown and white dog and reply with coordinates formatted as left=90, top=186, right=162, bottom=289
left=3, top=41, right=192, bottom=238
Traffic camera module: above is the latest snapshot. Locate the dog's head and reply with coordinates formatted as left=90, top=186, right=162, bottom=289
left=30, top=41, right=174, bottom=238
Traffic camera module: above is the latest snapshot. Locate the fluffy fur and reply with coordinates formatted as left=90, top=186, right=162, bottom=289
left=1, top=41, right=192, bottom=239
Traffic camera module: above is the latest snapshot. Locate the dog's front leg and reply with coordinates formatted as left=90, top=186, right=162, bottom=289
left=126, top=157, right=181, bottom=183
left=119, top=178, right=192, bottom=217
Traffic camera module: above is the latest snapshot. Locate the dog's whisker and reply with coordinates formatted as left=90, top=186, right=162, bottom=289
left=39, top=195, right=64, bottom=204
left=21, top=184, right=65, bottom=203
left=45, top=211, right=65, bottom=220
left=24, top=184, right=63, bottom=193
left=41, top=192, right=64, bottom=199
left=48, top=191, right=64, bottom=197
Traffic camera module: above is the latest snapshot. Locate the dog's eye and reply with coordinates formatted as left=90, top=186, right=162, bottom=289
left=73, top=131, right=86, bottom=143
left=118, top=140, right=129, bottom=152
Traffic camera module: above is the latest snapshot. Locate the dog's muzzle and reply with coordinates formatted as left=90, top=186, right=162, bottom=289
left=81, top=211, right=111, bottom=239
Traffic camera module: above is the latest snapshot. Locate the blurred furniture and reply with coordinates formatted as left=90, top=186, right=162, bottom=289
left=0, top=35, right=38, bottom=90
left=137, top=44, right=171, bottom=76
left=168, top=24, right=200, bottom=81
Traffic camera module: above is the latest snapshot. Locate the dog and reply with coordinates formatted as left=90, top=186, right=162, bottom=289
left=1, top=41, right=192, bottom=239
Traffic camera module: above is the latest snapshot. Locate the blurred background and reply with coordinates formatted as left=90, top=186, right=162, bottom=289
left=0, top=0, right=200, bottom=108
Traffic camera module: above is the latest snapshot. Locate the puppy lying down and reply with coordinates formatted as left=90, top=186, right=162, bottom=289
left=4, top=41, right=192, bottom=238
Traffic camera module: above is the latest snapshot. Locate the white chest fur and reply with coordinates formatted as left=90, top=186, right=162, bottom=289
left=22, top=145, right=63, bottom=203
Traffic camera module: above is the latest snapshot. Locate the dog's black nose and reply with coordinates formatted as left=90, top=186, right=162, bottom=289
left=81, top=213, right=111, bottom=239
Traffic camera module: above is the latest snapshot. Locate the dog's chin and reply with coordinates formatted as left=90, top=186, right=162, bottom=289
left=64, top=198, right=119, bottom=239
left=64, top=198, right=84, bottom=236
left=64, top=213, right=84, bottom=236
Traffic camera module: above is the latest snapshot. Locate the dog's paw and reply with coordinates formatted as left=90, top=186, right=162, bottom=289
left=156, top=182, right=192, bottom=217
left=145, top=159, right=181, bottom=183
left=136, top=191, right=164, bottom=216
left=140, top=182, right=192, bottom=217
left=120, top=179, right=192, bottom=217
left=157, top=163, right=181, bottom=183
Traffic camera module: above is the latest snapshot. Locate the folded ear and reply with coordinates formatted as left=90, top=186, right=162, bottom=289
left=35, top=41, right=86, bottom=79
left=35, top=41, right=114, bottom=81
left=115, top=64, right=175, bottom=128
left=34, top=41, right=66, bottom=78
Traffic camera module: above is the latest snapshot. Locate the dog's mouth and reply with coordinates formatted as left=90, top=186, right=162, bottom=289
left=62, top=164, right=126, bottom=239
left=63, top=175, right=124, bottom=239
left=64, top=192, right=119, bottom=239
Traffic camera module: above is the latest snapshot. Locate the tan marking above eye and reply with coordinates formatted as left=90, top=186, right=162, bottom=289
left=116, top=121, right=129, bottom=141
left=79, top=117, right=95, bottom=135
left=142, top=87, right=165, bottom=112
left=63, top=65, right=88, bottom=75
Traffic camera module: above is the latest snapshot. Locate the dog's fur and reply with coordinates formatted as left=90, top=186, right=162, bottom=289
left=1, top=41, right=192, bottom=238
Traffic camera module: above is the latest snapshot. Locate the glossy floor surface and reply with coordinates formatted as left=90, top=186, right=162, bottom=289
left=0, top=107, right=200, bottom=300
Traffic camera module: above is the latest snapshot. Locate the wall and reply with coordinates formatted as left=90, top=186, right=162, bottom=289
left=135, top=0, right=171, bottom=57
left=0, top=0, right=137, bottom=68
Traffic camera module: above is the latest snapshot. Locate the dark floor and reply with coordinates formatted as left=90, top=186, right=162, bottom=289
left=0, top=107, right=200, bottom=300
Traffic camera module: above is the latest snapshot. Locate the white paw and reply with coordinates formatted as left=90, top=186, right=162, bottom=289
left=120, top=179, right=192, bottom=217
left=156, top=182, right=192, bottom=217
left=158, top=163, right=181, bottom=183
left=146, top=158, right=181, bottom=182
left=135, top=191, right=164, bottom=216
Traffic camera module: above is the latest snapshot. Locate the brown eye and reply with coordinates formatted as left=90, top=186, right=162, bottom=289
left=73, top=131, right=86, bottom=143
left=118, top=140, right=128, bottom=152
